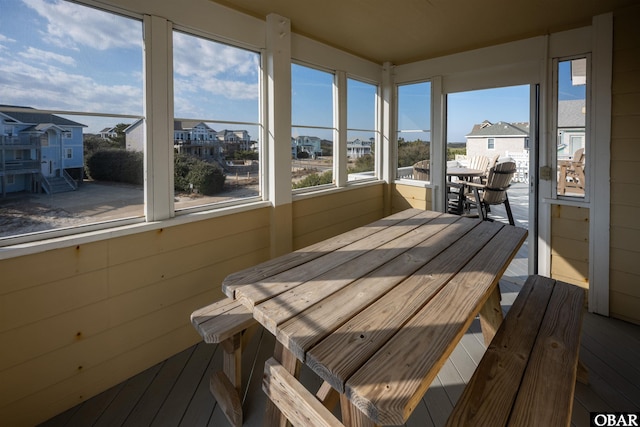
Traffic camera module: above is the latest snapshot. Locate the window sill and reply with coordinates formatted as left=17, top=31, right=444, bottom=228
left=0, top=200, right=271, bottom=261
left=394, top=178, right=434, bottom=189
left=292, top=179, right=384, bottom=201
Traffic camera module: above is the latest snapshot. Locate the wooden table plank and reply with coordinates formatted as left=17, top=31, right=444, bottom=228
left=222, top=208, right=425, bottom=298
left=344, top=225, right=527, bottom=425
left=234, top=210, right=442, bottom=311
left=276, top=216, right=480, bottom=362
left=254, top=213, right=462, bottom=336
left=304, top=220, right=504, bottom=396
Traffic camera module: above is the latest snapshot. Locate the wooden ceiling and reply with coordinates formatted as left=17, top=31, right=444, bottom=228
left=210, top=0, right=635, bottom=64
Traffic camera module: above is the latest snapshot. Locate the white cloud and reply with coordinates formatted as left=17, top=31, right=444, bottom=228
left=0, top=59, right=142, bottom=116
left=173, top=32, right=259, bottom=101
left=0, top=33, right=15, bottom=53
left=0, top=34, right=16, bottom=43
left=19, top=46, right=76, bottom=66
left=22, top=0, right=141, bottom=51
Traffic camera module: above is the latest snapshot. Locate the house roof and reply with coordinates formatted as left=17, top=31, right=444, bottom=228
left=174, top=120, right=214, bottom=131
left=467, top=121, right=530, bottom=137
left=20, top=123, right=70, bottom=134
left=558, top=99, right=586, bottom=127
left=0, top=105, right=85, bottom=127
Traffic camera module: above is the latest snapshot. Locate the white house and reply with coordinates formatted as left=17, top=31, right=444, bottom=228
left=125, top=120, right=254, bottom=160
left=98, top=126, right=118, bottom=139
left=557, top=99, right=586, bottom=159
left=347, top=138, right=373, bottom=158
left=123, top=119, right=144, bottom=152
left=465, top=120, right=530, bottom=160
left=217, top=129, right=252, bottom=157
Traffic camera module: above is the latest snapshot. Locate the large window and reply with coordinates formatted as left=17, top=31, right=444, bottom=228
left=291, top=63, right=334, bottom=189
left=397, top=82, right=431, bottom=182
left=555, top=57, right=587, bottom=198
left=172, top=31, right=261, bottom=211
left=0, top=0, right=143, bottom=242
left=347, top=78, right=378, bottom=182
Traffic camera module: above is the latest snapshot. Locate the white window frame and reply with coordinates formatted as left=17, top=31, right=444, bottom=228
left=291, top=61, right=338, bottom=193
left=551, top=54, right=591, bottom=204
left=170, top=26, right=263, bottom=216
left=344, top=75, right=380, bottom=184
left=0, top=1, right=273, bottom=251
left=394, top=80, right=433, bottom=185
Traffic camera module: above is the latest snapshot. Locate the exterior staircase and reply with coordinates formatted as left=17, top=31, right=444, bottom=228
left=42, top=175, right=77, bottom=194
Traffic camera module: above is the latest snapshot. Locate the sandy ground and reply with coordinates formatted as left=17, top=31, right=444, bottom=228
left=0, top=180, right=258, bottom=238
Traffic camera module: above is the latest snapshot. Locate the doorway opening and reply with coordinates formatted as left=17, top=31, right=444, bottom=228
left=446, top=85, right=531, bottom=287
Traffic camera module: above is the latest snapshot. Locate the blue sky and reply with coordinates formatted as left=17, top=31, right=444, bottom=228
left=3, top=0, right=576, bottom=143
left=0, top=0, right=259, bottom=133
left=447, top=86, right=530, bottom=142
left=0, top=0, right=143, bottom=131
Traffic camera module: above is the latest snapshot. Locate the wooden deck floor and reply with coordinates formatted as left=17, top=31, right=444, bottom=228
left=41, top=184, right=640, bottom=427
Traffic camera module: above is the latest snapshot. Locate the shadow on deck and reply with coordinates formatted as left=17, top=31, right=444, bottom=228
left=40, top=183, right=640, bottom=426
left=40, top=297, right=640, bottom=427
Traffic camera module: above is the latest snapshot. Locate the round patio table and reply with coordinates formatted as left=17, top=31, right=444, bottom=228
left=446, top=167, right=484, bottom=214
left=446, top=167, right=484, bottom=180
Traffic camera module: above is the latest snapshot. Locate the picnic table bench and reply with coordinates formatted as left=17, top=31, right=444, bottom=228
left=190, top=298, right=257, bottom=427
left=447, top=274, right=586, bottom=427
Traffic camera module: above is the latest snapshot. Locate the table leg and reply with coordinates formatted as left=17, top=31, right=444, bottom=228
left=478, top=284, right=504, bottom=346
left=340, top=394, right=379, bottom=427
left=316, top=381, right=340, bottom=410
left=263, top=341, right=301, bottom=427
left=209, top=334, right=243, bottom=427
left=457, top=183, right=465, bottom=214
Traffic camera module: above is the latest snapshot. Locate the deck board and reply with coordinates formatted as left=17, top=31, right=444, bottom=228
left=39, top=299, right=640, bottom=427
left=38, top=184, right=640, bottom=427
left=94, top=363, right=163, bottom=427
left=122, top=347, right=196, bottom=426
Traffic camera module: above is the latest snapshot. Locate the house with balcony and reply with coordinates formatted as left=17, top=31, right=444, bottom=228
left=292, top=135, right=323, bottom=158
left=0, top=106, right=84, bottom=197
left=217, top=129, right=253, bottom=158
left=1, top=1, right=639, bottom=426
left=172, top=120, right=221, bottom=160
left=347, top=138, right=374, bottom=159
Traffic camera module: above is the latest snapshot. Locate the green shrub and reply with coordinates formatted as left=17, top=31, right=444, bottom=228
left=348, top=154, right=374, bottom=173
left=174, top=153, right=226, bottom=195
left=292, top=170, right=333, bottom=189
left=85, top=149, right=143, bottom=185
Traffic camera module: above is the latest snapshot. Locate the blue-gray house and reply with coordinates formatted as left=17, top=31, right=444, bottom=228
left=0, top=106, right=85, bottom=197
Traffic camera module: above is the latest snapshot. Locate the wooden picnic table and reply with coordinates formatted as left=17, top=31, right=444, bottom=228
left=222, top=208, right=527, bottom=426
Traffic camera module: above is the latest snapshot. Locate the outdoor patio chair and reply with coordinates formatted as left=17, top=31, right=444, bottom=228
left=558, top=148, right=585, bottom=195
left=467, top=155, right=493, bottom=183
left=412, top=159, right=430, bottom=181
left=465, top=161, right=517, bottom=225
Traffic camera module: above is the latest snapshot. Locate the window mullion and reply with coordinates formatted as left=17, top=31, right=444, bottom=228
left=144, top=15, right=174, bottom=221
left=335, top=71, right=348, bottom=187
